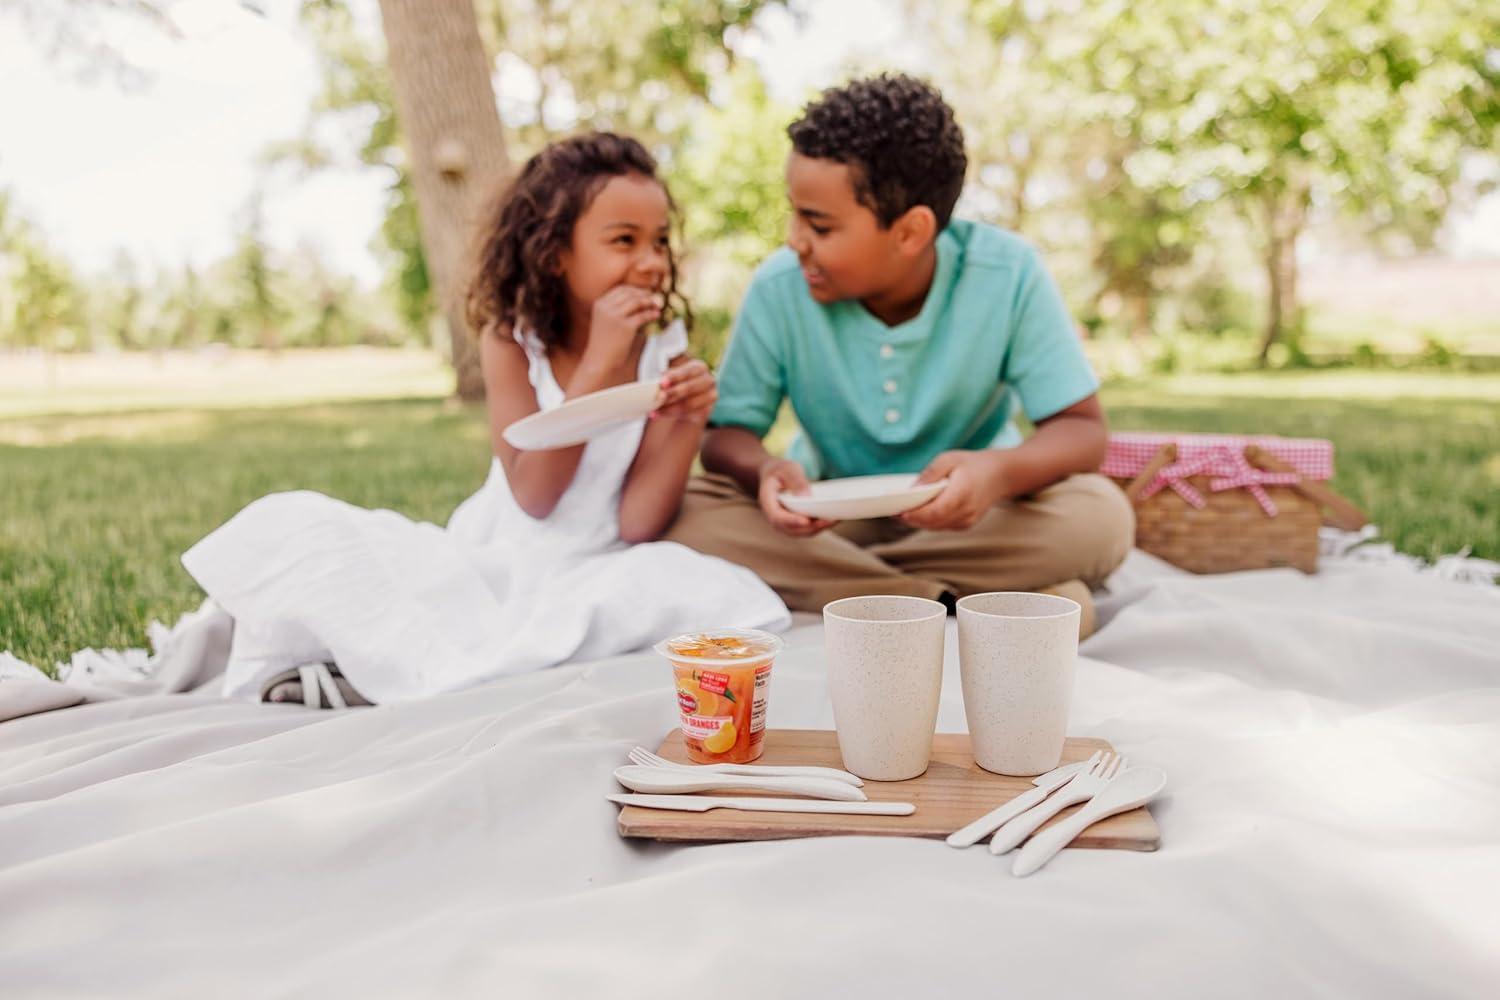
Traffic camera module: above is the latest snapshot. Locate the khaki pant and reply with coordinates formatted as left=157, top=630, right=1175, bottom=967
left=664, top=472, right=1135, bottom=613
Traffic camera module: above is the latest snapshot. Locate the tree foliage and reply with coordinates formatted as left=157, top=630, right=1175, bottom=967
left=0, top=187, right=409, bottom=353
left=938, top=0, right=1500, bottom=358
left=276, top=0, right=786, bottom=343
left=4, top=0, right=1498, bottom=367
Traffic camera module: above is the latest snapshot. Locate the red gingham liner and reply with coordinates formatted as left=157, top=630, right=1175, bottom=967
left=1101, top=433, right=1334, bottom=517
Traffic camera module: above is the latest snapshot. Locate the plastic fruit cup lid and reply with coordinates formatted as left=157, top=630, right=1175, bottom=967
left=653, top=628, right=784, bottom=668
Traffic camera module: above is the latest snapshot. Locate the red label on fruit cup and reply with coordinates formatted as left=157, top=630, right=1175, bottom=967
left=677, top=689, right=698, bottom=714
left=697, top=670, right=730, bottom=695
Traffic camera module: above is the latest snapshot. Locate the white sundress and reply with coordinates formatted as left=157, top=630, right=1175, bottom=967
left=182, top=321, right=789, bottom=703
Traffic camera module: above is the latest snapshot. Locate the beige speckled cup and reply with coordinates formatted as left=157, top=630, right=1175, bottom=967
left=956, top=592, right=1080, bottom=776
left=823, top=595, right=946, bottom=781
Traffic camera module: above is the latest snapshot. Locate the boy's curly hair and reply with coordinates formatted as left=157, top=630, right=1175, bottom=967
left=787, top=74, right=967, bottom=231
left=466, top=132, right=689, bottom=349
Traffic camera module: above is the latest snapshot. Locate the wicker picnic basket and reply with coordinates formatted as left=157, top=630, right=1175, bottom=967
left=1100, top=433, right=1368, bottom=574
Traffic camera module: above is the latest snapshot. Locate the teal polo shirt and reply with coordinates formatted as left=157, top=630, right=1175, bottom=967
left=710, top=219, right=1099, bottom=480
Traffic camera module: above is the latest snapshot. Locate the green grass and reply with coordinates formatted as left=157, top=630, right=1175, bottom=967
left=2, top=369, right=1496, bottom=672
left=1, top=400, right=491, bottom=672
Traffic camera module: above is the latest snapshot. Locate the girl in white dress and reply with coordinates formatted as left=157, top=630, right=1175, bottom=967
left=183, top=133, right=788, bottom=706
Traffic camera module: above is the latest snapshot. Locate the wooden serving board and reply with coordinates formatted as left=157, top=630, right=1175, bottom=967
left=617, top=729, right=1159, bottom=849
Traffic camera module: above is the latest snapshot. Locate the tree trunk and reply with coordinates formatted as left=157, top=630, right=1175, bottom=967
left=1256, top=186, right=1308, bottom=366
left=1284, top=223, right=1301, bottom=340
left=1259, top=221, right=1283, bottom=367
left=377, top=0, right=510, bottom=402
left=1126, top=289, right=1152, bottom=344
left=1010, top=154, right=1031, bottom=232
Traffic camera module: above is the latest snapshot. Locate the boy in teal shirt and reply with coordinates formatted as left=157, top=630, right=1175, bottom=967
left=666, top=74, right=1133, bottom=631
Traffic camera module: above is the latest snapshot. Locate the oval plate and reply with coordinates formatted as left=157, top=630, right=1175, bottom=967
left=502, top=379, right=659, bottom=451
left=779, top=474, right=948, bottom=520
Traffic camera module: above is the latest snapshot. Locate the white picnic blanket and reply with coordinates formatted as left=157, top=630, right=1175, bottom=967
left=1, top=551, right=1497, bottom=997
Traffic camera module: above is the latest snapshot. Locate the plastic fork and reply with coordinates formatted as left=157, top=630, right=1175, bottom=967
left=946, top=752, right=1100, bottom=848
left=627, top=745, right=864, bottom=787
left=989, top=751, right=1126, bottom=855
left=1011, top=765, right=1167, bottom=876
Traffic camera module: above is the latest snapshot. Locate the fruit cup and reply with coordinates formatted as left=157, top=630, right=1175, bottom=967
left=654, top=628, right=783, bottom=763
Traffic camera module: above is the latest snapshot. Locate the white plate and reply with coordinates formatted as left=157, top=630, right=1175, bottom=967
left=502, top=379, right=659, bottom=450
left=779, top=474, right=948, bottom=520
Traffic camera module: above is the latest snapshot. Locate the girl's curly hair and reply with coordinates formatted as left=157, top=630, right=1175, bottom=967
left=466, top=132, right=690, bottom=350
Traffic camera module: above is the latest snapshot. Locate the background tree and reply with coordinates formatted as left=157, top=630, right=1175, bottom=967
left=914, top=0, right=1197, bottom=342
left=375, top=0, right=510, bottom=400
left=274, top=2, right=435, bottom=339
left=2, top=1, right=1497, bottom=371
left=1047, top=0, right=1500, bottom=362
left=669, top=65, right=796, bottom=359
left=0, top=195, right=85, bottom=380
left=159, top=264, right=206, bottom=351
left=284, top=0, right=786, bottom=374
left=477, top=0, right=780, bottom=149
left=231, top=193, right=287, bottom=353
left=98, top=250, right=156, bottom=352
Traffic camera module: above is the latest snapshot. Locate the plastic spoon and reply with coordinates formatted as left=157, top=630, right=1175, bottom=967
left=1011, top=766, right=1167, bottom=877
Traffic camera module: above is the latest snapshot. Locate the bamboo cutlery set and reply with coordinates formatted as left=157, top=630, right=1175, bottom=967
left=612, top=741, right=1166, bottom=877
left=613, top=594, right=1168, bottom=876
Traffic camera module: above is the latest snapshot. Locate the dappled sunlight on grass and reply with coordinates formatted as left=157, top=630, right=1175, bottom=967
left=0, top=348, right=453, bottom=418
left=1107, top=371, right=1500, bottom=402
left=1484, top=454, right=1500, bottom=487
left=0, top=409, right=216, bottom=447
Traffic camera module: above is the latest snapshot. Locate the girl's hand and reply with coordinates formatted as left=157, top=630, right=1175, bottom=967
left=900, top=450, right=1008, bottom=531
left=652, top=357, right=716, bottom=425
left=757, top=457, right=837, bottom=537
left=585, top=285, right=663, bottom=368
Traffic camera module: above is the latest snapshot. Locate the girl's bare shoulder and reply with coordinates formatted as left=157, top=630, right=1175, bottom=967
left=479, top=325, right=529, bottom=366
left=479, top=326, right=540, bottom=403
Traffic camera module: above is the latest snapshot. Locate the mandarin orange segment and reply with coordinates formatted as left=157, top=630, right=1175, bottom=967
left=702, top=719, right=737, bottom=754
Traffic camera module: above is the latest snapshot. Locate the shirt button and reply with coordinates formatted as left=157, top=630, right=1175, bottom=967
left=879, top=344, right=894, bottom=359
left=883, top=379, right=898, bottom=394
left=885, top=408, right=900, bottom=424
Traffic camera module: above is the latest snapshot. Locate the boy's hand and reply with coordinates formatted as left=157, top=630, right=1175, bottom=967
left=585, top=285, right=663, bottom=368
left=901, top=450, right=1009, bottom=531
left=758, top=457, right=837, bottom=536
left=652, top=357, right=715, bottom=425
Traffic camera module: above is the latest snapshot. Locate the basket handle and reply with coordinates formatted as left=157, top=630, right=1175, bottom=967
left=1122, top=443, right=1177, bottom=504
left=1243, top=445, right=1368, bottom=530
